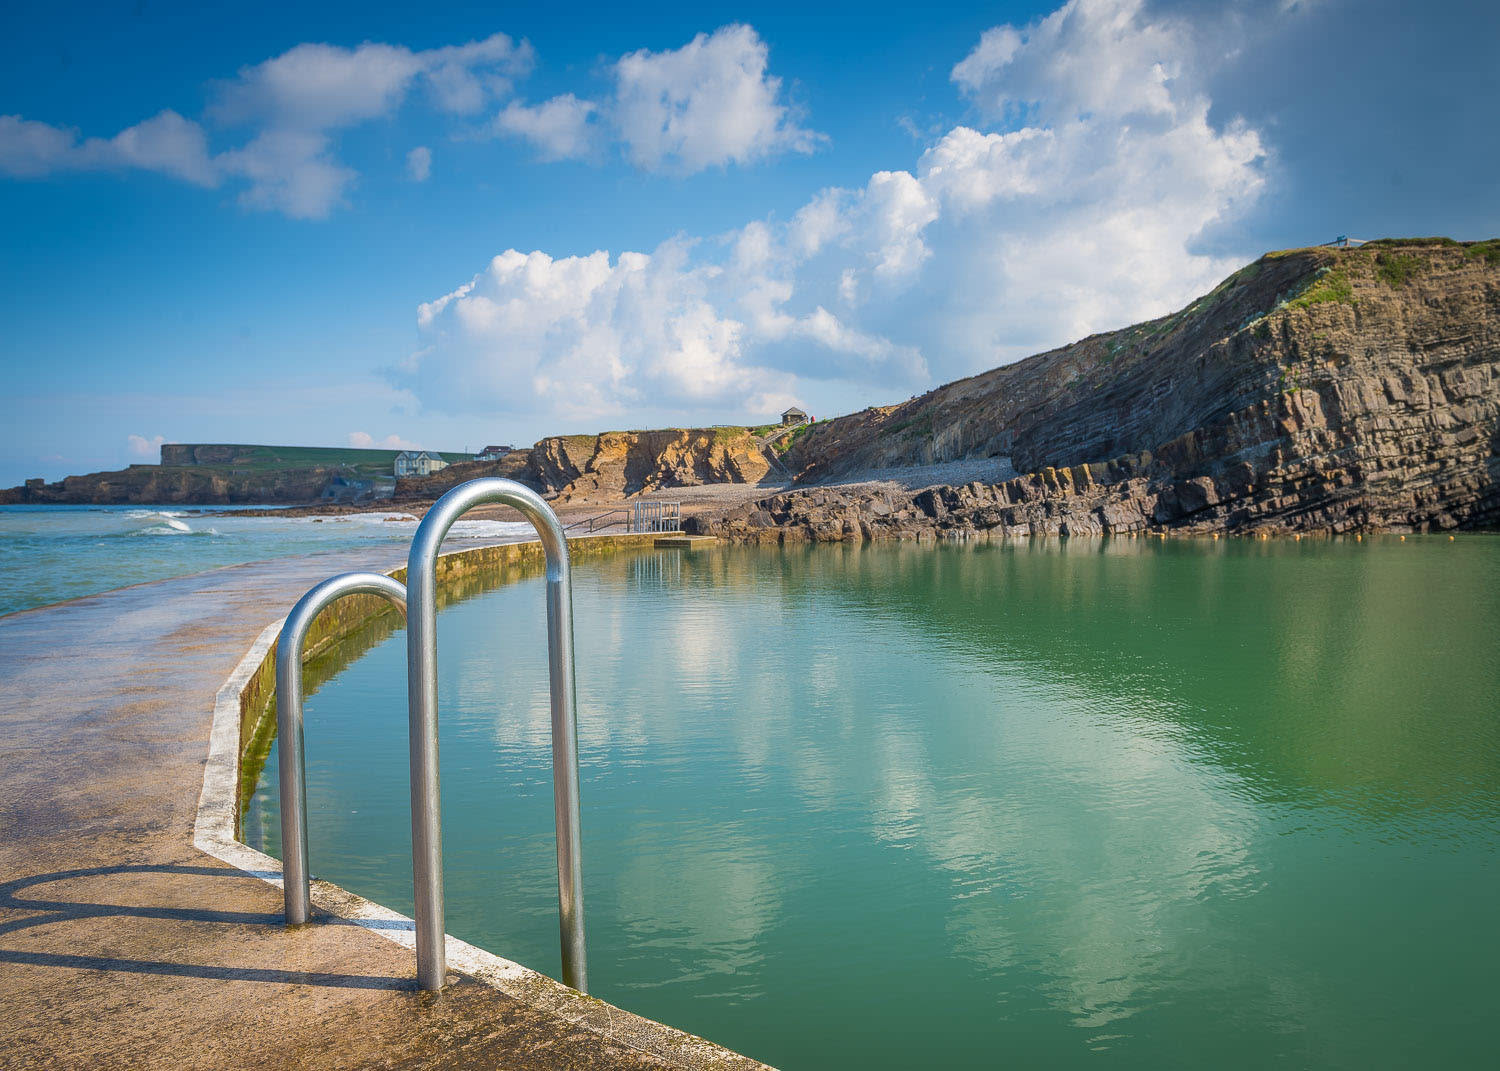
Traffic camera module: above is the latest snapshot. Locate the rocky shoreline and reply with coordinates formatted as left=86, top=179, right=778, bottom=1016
left=690, top=241, right=1500, bottom=542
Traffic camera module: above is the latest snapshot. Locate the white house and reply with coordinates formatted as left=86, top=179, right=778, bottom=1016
left=394, top=450, right=448, bottom=478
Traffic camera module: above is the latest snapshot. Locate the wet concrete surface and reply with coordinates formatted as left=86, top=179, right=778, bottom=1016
left=0, top=545, right=762, bottom=1070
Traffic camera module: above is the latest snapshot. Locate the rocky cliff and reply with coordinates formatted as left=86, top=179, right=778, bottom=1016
left=390, top=453, right=538, bottom=501
left=691, top=239, right=1500, bottom=541
left=531, top=429, right=774, bottom=501
left=0, top=463, right=339, bottom=505
left=2, top=442, right=408, bottom=506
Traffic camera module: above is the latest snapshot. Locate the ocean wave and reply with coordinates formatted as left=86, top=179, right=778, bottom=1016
left=448, top=520, right=536, bottom=539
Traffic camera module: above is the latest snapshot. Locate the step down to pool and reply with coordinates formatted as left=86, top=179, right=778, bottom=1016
left=655, top=535, right=717, bottom=548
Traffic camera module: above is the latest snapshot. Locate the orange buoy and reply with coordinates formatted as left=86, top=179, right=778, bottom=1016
left=1400, top=535, right=1406, bottom=542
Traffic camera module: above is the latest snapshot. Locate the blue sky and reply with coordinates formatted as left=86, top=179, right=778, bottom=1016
left=1, top=0, right=1496, bottom=486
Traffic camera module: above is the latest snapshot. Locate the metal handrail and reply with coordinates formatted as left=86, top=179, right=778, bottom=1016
left=406, top=479, right=587, bottom=993
left=275, top=571, right=407, bottom=926
left=563, top=507, right=631, bottom=533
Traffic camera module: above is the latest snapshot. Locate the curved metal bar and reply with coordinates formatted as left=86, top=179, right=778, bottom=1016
left=275, top=572, right=407, bottom=926
left=407, top=478, right=587, bottom=993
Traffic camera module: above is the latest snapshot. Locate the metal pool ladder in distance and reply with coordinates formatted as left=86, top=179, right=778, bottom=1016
left=407, top=478, right=588, bottom=994
left=275, top=571, right=408, bottom=926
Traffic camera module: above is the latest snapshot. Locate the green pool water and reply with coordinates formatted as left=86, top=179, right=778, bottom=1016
left=243, top=537, right=1500, bottom=1069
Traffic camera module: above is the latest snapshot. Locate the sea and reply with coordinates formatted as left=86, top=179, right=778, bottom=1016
left=0, top=504, right=532, bottom=617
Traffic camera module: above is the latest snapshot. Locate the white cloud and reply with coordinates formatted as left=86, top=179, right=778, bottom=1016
left=127, top=434, right=166, bottom=458
left=407, top=145, right=432, bottom=182
left=210, top=33, right=531, bottom=130
left=0, top=116, right=76, bottom=178
left=611, top=24, right=823, bottom=173
left=0, top=110, right=216, bottom=186
left=419, top=33, right=536, bottom=114
left=494, top=95, right=597, bottom=161
left=952, top=0, right=1182, bottom=122
left=1, top=32, right=532, bottom=217
left=205, top=33, right=530, bottom=215
left=210, top=42, right=425, bottom=130
left=3, top=24, right=815, bottom=213
left=400, top=243, right=799, bottom=422
left=216, top=130, right=355, bottom=219
left=348, top=431, right=421, bottom=450
left=405, top=0, right=1270, bottom=425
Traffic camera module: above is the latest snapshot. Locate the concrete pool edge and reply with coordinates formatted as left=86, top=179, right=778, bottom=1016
left=192, top=533, right=772, bottom=1071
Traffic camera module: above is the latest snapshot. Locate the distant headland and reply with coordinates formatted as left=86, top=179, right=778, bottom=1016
left=7, top=238, right=1498, bottom=537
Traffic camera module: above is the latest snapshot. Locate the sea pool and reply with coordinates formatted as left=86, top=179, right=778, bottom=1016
left=243, top=537, right=1500, bottom=1069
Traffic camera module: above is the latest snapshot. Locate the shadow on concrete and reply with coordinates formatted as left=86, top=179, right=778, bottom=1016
left=0, top=863, right=414, bottom=990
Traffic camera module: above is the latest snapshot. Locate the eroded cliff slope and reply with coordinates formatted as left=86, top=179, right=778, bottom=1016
left=531, top=428, right=774, bottom=500
left=694, top=239, right=1500, bottom=540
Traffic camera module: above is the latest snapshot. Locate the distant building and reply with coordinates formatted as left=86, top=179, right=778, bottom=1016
left=781, top=406, right=811, bottom=427
left=394, top=450, right=448, bottom=478
left=477, top=444, right=515, bottom=460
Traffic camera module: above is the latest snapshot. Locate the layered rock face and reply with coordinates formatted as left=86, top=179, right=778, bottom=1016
left=531, top=429, right=772, bottom=500
left=693, top=240, right=1500, bottom=541
left=0, top=464, right=338, bottom=505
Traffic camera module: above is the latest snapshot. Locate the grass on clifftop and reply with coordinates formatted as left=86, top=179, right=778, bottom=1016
left=1375, top=252, right=1422, bottom=289
left=1465, top=240, right=1500, bottom=265
left=1286, top=267, right=1355, bottom=310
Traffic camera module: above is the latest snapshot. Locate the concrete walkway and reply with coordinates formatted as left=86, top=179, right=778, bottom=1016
left=0, top=545, right=764, bottom=1070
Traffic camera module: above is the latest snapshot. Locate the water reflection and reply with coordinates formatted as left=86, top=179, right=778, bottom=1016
left=244, top=537, right=1500, bottom=1070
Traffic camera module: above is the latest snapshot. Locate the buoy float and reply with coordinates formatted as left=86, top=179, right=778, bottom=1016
left=1449, top=535, right=1455, bottom=541
left=1356, top=534, right=1362, bottom=541
left=1400, top=535, right=1406, bottom=542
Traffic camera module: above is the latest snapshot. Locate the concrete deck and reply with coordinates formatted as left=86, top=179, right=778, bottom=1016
left=0, top=542, right=766, bottom=1070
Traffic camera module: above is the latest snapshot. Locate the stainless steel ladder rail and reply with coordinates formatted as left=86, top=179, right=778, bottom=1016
left=407, top=479, right=587, bottom=994
left=275, top=571, right=408, bottom=926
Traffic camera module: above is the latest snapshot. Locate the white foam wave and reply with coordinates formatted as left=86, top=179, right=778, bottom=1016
left=448, top=520, right=536, bottom=539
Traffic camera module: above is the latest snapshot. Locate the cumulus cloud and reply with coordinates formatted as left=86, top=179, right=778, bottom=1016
left=483, top=24, right=822, bottom=174
left=953, top=0, right=1183, bottom=122
left=127, top=434, right=166, bottom=458
left=404, top=0, right=1272, bottom=426
left=402, top=243, right=800, bottom=421
left=210, top=34, right=531, bottom=129
left=611, top=24, right=823, bottom=172
left=348, top=431, right=421, bottom=449
left=406, top=145, right=432, bottom=182
left=0, top=32, right=531, bottom=217
left=493, top=95, right=598, bottom=161
left=206, top=32, right=530, bottom=215
left=0, top=110, right=216, bottom=185
left=1, top=24, right=815, bottom=211
left=215, top=130, right=354, bottom=218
